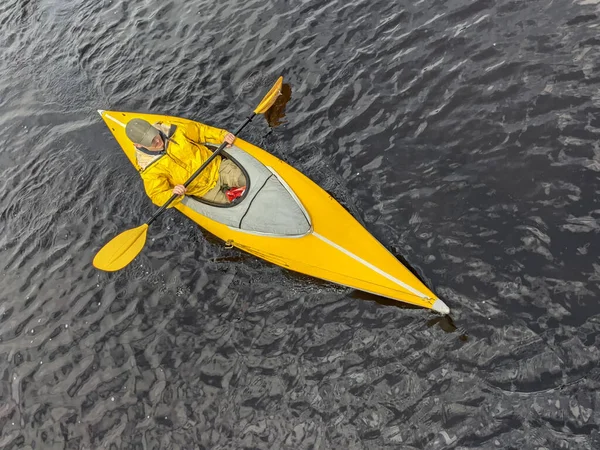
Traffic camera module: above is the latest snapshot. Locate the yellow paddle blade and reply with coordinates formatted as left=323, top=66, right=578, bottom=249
left=93, top=224, right=149, bottom=271
left=254, top=76, right=283, bottom=114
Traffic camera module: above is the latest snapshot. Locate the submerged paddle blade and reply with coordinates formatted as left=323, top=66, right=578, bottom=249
left=254, top=76, right=283, bottom=114
left=93, top=224, right=149, bottom=271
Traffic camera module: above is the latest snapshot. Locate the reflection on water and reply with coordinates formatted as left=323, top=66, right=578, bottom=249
left=264, top=83, right=292, bottom=128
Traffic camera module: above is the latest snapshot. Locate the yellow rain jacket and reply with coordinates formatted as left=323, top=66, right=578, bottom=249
left=136, top=120, right=228, bottom=208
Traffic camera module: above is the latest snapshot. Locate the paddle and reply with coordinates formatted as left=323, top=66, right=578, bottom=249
left=93, top=76, right=283, bottom=272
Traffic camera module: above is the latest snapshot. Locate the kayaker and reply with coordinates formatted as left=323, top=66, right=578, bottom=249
left=125, top=118, right=246, bottom=206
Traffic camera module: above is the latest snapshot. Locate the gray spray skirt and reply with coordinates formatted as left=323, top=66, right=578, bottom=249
left=181, top=146, right=312, bottom=237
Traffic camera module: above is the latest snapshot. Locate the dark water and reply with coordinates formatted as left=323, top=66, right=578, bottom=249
left=2, top=0, right=600, bottom=448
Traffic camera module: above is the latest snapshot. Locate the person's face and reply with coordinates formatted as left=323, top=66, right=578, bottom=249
left=146, top=134, right=164, bottom=151
left=136, top=133, right=164, bottom=151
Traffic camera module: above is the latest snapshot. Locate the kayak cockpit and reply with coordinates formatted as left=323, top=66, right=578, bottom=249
left=181, top=146, right=312, bottom=237
left=191, top=148, right=252, bottom=208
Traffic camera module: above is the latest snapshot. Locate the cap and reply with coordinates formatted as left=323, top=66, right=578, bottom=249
left=125, top=119, right=159, bottom=147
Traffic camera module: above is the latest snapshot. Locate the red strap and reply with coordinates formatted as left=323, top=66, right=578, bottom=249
left=226, top=186, right=246, bottom=202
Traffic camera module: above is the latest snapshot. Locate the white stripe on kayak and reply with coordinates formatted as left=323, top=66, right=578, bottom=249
left=103, top=112, right=126, bottom=128
left=312, top=232, right=430, bottom=299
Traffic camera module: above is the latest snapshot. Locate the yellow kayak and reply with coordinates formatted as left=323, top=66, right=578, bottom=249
left=98, top=110, right=449, bottom=314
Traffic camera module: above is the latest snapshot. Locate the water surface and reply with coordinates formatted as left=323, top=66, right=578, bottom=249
left=1, top=0, right=600, bottom=448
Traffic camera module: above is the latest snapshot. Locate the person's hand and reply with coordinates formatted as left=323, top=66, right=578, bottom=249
left=224, top=132, right=235, bottom=147
left=173, top=185, right=187, bottom=196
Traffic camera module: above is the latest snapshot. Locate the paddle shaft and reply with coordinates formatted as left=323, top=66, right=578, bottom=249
left=147, top=113, right=256, bottom=225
